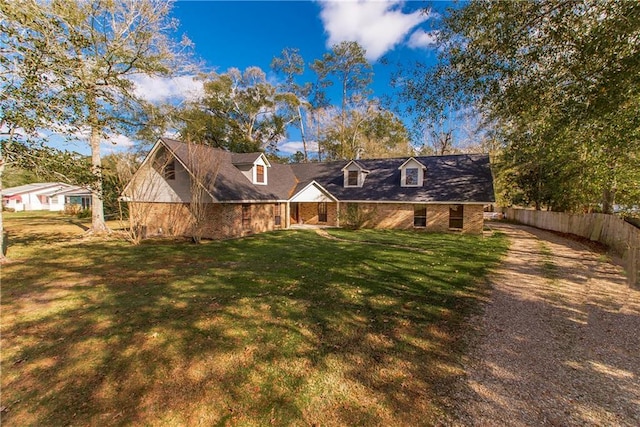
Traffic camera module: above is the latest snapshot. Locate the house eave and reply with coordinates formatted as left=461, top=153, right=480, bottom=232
left=398, top=157, right=427, bottom=170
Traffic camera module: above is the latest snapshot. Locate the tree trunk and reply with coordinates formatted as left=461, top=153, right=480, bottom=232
left=316, top=113, right=323, bottom=162
left=90, top=126, right=108, bottom=233
left=0, top=127, right=13, bottom=261
left=602, top=187, right=615, bottom=214
left=0, top=174, right=5, bottom=261
left=298, top=105, right=308, bottom=162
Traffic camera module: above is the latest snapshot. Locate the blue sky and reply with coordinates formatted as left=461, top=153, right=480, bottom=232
left=64, top=0, right=448, bottom=156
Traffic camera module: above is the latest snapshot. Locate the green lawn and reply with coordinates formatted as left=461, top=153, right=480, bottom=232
left=1, top=212, right=507, bottom=426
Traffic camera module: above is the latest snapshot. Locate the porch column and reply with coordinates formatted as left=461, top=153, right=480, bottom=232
left=285, top=201, right=291, bottom=229
left=336, top=201, right=340, bottom=227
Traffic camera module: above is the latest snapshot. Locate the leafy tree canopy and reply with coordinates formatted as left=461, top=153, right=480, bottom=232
left=398, top=0, right=640, bottom=212
left=1, top=0, right=192, bottom=232
left=177, top=67, right=294, bottom=153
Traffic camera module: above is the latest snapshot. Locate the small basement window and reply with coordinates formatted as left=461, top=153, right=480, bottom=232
left=414, top=205, right=426, bottom=227
left=449, top=205, right=464, bottom=229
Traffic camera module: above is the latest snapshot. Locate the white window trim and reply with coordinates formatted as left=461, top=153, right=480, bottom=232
left=252, top=156, right=269, bottom=185
left=254, top=164, right=267, bottom=185
left=404, top=168, right=420, bottom=187
left=344, top=170, right=361, bottom=187
left=342, top=160, right=369, bottom=188
left=398, top=157, right=426, bottom=187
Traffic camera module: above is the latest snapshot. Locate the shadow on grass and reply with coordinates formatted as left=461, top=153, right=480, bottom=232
left=2, top=226, right=508, bottom=426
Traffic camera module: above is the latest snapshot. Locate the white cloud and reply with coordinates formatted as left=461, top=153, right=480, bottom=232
left=318, top=0, right=434, bottom=61
left=131, top=74, right=202, bottom=104
left=162, top=129, right=181, bottom=140
left=407, top=29, right=439, bottom=49
left=105, top=133, right=134, bottom=149
left=278, top=140, right=319, bottom=155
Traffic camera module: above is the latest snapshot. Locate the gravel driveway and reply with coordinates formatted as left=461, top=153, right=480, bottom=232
left=453, top=223, right=640, bottom=426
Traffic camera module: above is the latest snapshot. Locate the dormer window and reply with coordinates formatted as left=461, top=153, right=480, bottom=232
left=348, top=170, right=358, bottom=186
left=342, top=160, right=369, bottom=188
left=256, top=165, right=265, bottom=184
left=231, top=152, right=270, bottom=185
left=405, top=168, right=418, bottom=186
left=399, top=157, right=426, bottom=187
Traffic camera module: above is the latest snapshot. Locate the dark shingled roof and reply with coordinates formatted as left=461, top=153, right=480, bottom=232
left=231, top=152, right=264, bottom=165
left=290, top=154, right=495, bottom=203
left=159, top=138, right=494, bottom=203
left=161, top=138, right=296, bottom=201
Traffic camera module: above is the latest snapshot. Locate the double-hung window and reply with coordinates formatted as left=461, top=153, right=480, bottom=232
left=274, top=203, right=282, bottom=226
left=414, top=205, right=427, bottom=227
left=242, top=204, right=251, bottom=229
left=256, top=165, right=265, bottom=183
left=449, top=205, right=464, bottom=229
left=347, top=170, right=358, bottom=186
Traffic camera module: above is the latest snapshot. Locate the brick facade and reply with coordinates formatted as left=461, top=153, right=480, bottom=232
left=339, top=202, right=485, bottom=234
left=130, top=201, right=484, bottom=240
left=129, top=202, right=279, bottom=240
left=293, top=202, right=338, bottom=226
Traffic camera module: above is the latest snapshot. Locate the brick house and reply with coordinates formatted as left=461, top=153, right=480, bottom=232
left=122, top=138, right=495, bottom=239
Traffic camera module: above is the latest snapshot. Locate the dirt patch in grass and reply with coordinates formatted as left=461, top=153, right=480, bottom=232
left=1, top=213, right=507, bottom=426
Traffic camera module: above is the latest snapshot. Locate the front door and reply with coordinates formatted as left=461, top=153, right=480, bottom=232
left=291, top=203, right=299, bottom=224
left=318, top=202, right=328, bottom=223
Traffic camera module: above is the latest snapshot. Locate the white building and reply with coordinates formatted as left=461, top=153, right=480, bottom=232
left=3, top=183, right=92, bottom=212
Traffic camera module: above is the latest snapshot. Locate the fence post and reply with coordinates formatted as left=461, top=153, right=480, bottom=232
left=629, top=246, right=639, bottom=288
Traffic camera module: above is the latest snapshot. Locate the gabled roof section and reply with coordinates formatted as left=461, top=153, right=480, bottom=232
left=398, top=157, right=427, bottom=170
left=50, top=185, right=92, bottom=197
left=289, top=180, right=338, bottom=203
left=3, top=182, right=66, bottom=196
left=159, top=138, right=295, bottom=202
left=231, top=152, right=271, bottom=167
left=121, top=138, right=172, bottom=199
left=341, top=160, right=369, bottom=173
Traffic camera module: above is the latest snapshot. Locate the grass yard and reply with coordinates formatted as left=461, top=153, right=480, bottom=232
left=1, top=212, right=507, bottom=426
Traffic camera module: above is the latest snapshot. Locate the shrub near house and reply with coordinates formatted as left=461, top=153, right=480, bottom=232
left=122, top=138, right=495, bottom=239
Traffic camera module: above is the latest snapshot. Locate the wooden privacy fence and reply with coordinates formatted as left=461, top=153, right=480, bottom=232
left=504, top=208, right=640, bottom=287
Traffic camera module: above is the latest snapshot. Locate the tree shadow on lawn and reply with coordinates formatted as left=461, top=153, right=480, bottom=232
left=1, top=230, right=507, bottom=426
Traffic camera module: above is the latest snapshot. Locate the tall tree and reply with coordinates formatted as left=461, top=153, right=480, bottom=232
left=1, top=0, right=64, bottom=257
left=398, top=0, right=640, bottom=212
left=177, top=67, right=292, bottom=153
left=1, top=0, right=192, bottom=232
left=311, top=41, right=373, bottom=159
left=358, top=108, right=411, bottom=159
left=271, top=48, right=312, bottom=161
left=320, top=104, right=411, bottom=160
